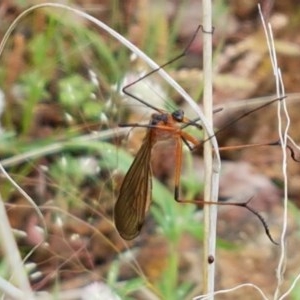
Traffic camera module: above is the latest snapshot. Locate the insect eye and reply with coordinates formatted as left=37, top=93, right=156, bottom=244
left=172, top=109, right=184, bottom=122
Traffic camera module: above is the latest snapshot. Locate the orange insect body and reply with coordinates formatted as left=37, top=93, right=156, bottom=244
left=114, top=110, right=198, bottom=240
left=114, top=107, right=283, bottom=244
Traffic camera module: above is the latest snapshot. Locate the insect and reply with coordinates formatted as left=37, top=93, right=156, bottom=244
left=113, top=27, right=299, bottom=242
left=114, top=98, right=286, bottom=242
left=114, top=108, right=200, bottom=240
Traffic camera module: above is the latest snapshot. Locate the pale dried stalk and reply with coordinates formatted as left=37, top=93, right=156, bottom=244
left=202, top=0, right=219, bottom=298
left=258, top=5, right=292, bottom=300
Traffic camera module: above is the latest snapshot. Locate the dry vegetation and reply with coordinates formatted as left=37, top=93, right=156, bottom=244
left=0, top=0, right=300, bottom=299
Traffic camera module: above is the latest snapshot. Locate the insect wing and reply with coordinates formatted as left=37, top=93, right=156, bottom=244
left=114, top=136, right=153, bottom=240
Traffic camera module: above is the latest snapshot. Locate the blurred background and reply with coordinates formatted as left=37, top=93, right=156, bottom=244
left=0, top=1, right=300, bottom=299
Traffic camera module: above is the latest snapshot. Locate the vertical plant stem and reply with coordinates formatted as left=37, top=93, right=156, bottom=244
left=202, top=0, right=218, bottom=298
left=258, top=5, right=289, bottom=298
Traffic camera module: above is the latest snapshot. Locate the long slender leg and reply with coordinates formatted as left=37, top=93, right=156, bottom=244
left=172, top=133, right=278, bottom=245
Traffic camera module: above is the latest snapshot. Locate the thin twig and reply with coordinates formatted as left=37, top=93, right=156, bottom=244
left=193, top=283, right=269, bottom=300
left=202, top=0, right=219, bottom=298
left=258, top=4, right=290, bottom=299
